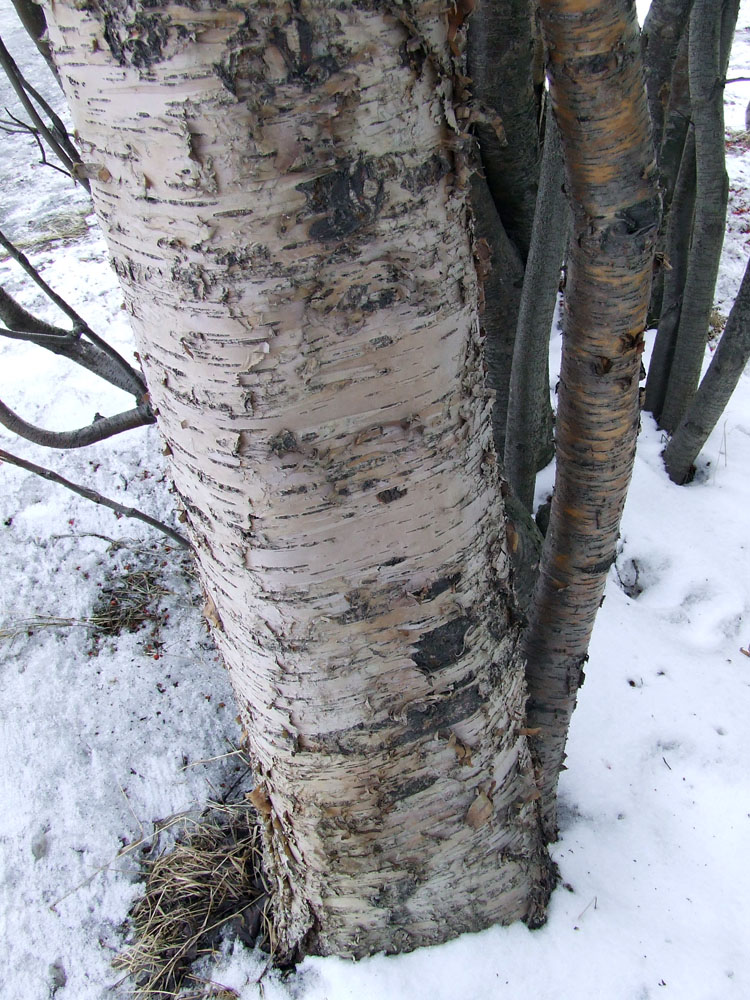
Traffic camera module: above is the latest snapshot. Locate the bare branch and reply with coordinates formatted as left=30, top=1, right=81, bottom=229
left=0, top=399, right=154, bottom=449
left=0, top=287, right=148, bottom=398
left=8, top=0, right=61, bottom=89
left=0, top=33, right=88, bottom=190
left=0, top=73, right=79, bottom=166
left=0, top=285, right=71, bottom=337
left=0, top=231, right=148, bottom=397
left=0, top=446, right=189, bottom=548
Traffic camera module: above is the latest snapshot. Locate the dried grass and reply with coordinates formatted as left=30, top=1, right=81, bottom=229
left=0, top=568, right=169, bottom=652
left=114, top=802, right=272, bottom=998
left=91, top=569, right=167, bottom=637
left=708, top=308, right=727, bottom=343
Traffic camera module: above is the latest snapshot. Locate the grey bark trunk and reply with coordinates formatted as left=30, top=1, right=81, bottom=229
left=467, top=0, right=541, bottom=263
left=663, top=257, right=750, bottom=483
left=641, top=0, right=694, bottom=155
left=504, top=104, right=568, bottom=512
left=43, top=0, right=554, bottom=960
left=658, top=0, right=739, bottom=433
left=645, top=128, right=696, bottom=420
left=643, top=10, right=691, bottom=328
left=469, top=173, right=525, bottom=460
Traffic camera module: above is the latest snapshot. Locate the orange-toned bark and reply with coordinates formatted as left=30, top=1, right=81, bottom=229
left=523, top=0, right=659, bottom=838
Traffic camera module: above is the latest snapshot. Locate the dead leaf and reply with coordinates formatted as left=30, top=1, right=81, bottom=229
left=202, top=593, right=223, bottom=631
left=248, top=785, right=273, bottom=816
left=466, top=789, right=493, bottom=829
left=448, top=732, right=474, bottom=767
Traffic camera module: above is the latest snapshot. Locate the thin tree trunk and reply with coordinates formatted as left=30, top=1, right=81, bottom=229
left=644, top=128, right=696, bottom=420
left=467, top=0, right=541, bottom=262
left=469, top=173, right=525, bottom=460
left=644, top=13, right=691, bottom=327
left=663, top=257, right=750, bottom=484
left=504, top=104, right=568, bottom=512
left=658, top=0, right=739, bottom=433
left=658, top=28, right=692, bottom=214
left=641, top=0, right=694, bottom=156
left=523, top=0, right=659, bottom=839
left=8, top=0, right=61, bottom=87
left=44, top=0, right=554, bottom=960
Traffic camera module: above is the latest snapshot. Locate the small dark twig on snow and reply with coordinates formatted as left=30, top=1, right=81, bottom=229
left=0, top=447, right=189, bottom=548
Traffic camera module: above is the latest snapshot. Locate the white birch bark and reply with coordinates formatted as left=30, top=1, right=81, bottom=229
left=44, top=0, right=551, bottom=958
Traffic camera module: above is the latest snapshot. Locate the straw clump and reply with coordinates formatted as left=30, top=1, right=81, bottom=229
left=114, top=803, right=271, bottom=998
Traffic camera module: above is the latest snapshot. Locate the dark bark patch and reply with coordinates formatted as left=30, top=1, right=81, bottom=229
left=335, top=284, right=396, bottom=315
left=412, top=616, right=471, bottom=675
left=268, top=15, right=340, bottom=85
left=376, top=486, right=407, bottom=504
left=401, top=153, right=452, bottom=196
left=616, top=195, right=661, bottom=237
left=369, top=334, right=394, bottom=349
left=418, top=573, right=461, bottom=601
left=401, top=679, right=482, bottom=740
left=380, top=555, right=406, bottom=567
left=393, top=773, right=440, bottom=800
left=268, top=430, right=299, bottom=457
left=296, top=158, right=384, bottom=242
left=309, top=677, right=482, bottom=754
left=86, top=1, right=173, bottom=69
left=338, top=588, right=373, bottom=623
left=399, top=35, right=428, bottom=77
left=374, top=875, right=419, bottom=909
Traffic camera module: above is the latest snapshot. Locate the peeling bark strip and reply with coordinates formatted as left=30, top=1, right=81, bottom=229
left=523, top=0, right=659, bottom=839
left=44, top=0, right=552, bottom=959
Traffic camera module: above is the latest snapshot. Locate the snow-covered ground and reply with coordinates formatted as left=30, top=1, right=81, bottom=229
left=1, top=4, right=749, bottom=999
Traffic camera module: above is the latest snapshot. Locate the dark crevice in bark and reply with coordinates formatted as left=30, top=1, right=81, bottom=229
left=647, top=26, right=691, bottom=329
left=641, top=0, right=694, bottom=155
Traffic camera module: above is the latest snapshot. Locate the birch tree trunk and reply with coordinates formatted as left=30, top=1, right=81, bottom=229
left=522, top=0, right=659, bottom=838
left=43, top=0, right=553, bottom=960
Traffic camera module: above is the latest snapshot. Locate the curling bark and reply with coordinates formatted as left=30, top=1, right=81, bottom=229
left=43, top=0, right=554, bottom=960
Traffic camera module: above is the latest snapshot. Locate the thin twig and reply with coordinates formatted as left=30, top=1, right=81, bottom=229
left=0, top=325, right=75, bottom=345
left=0, top=447, right=189, bottom=548
left=0, top=32, right=84, bottom=166
left=0, top=110, right=72, bottom=178
left=0, top=34, right=85, bottom=186
left=181, top=749, right=247, bottom=771
left=0, top=229, right=147, bottom=395
left=49, top=811, right=194, bottom=912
